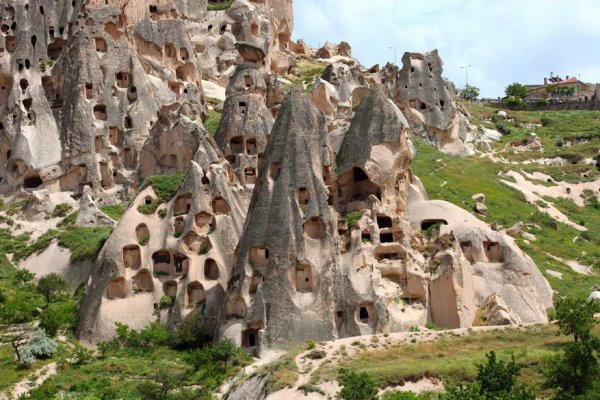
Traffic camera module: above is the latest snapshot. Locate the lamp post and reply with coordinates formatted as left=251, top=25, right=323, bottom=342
left=389, top=46, right=397, bottom=66
left=460, top=64, right=471, bottom=88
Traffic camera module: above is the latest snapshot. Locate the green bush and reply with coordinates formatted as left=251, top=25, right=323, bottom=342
left=536, top=99, right=550, bottom=107
left=52, top=203, right=72, bottom=218
left=99, top=204, right=123, bottom=221
left=20, top=329, right=58, bottom=367
left=40, top=298, right=78, bottom=336
left=159, top=295, right=174, bottom=309
left=345, top=211, right=364, bottom=228
left=503, top=96, right=526, bottom=110
left=337, top=368, right=378, bottom=400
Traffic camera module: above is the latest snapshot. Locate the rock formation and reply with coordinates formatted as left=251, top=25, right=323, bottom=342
left=394, top=50, right=470, bottom=155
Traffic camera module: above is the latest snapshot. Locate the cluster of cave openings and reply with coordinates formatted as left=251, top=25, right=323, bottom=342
left=93, top=104, right=107, bottom=120
left=250, top=246, right=269, bottom=268
left=107, top=277, right=126, bottom=299
left=164, top=43, right=176, bottom=59
left=298, top=187, right=310, bottom=206
left=293, top=263, right=314, bottom=293
left=152, top=250, right=189, bottom=275
left=94, top=37, right=107, bottom=52
left=269, top=162, right=281, bottom=180
left=195, top=211, right=213, bottom=234
left=136, top=223, right=150, bottom=244
left=123, top=245, right=141, bottom=269
left=204, top=258, right=220, bottom=280
left=115, top=71, right=130, bottom=88
left=187, top=281, right=205, bottom=305
left=484, top=241, right=503, bottom=263
left=212, top=196, right=229, bottom=215
left=460, top=241, right=475, bottom=264
left=337, top=168, right=381, bottom=211
left=244, top=167, right=257, bottom=184
left=133, top=269, right=153, bottom=292
left=226, top=296, right=246, bottom=318
left=356, top=302, right=376, bottom=325
left=23, top=173, right=43, bottom=189
left=242, top=328, right=259, bottom=348
left=174, top=193, right=192, bottom=215
left=303, top=216, right=326, bottom=239
left=163, top=280, right=177, bottom=297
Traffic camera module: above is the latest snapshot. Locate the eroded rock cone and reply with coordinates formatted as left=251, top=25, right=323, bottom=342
left=78, top=133, right=249, bottom=343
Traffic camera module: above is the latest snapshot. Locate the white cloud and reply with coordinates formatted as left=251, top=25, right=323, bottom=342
left=293, top=0, right=600, bottom=97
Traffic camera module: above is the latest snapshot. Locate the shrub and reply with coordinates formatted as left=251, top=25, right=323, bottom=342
left=536, top=99, right=550, bottom=107
left=39, top=298, right=78, bottom=336
left=503, top=96, right=526, bottom=110
left=505, top=83, right=528, bottom=99
left=52, top=203, right=72, bottom=218
left=337, top=368, right=378, bottom=400
left=72, top=343, right=93, bottom=365
left=20, top=329, right=58, bottom=367
left=345, top=211, right=364, bottom=228
left=306, top=349, right=327, bottom=359
left=440, top=383, right=485, bottom=400
left=37, top=273, right=69, bottom=306
left=159, top=295, right=174, bottom=309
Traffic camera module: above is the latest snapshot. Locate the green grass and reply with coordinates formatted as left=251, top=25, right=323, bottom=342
left=411, top=138, right=599, bottom=299
left=99, top=205, right=123, bottom=221
left=283, top=59, right=328, bottom=93
left=57, top=227, right=112, bottom=262
left=137, top=173, right=185, bottom=215
left=207, top=0, right=233, bottom=11
left=204, top=110, right=222, bottom=136
left=312, top=325, right=599, bottom=398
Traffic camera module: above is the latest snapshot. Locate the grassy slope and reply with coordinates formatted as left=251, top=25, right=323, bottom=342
left=312, top=325, right=600, bottom=398
left=411, top=105, right=600, bottom=299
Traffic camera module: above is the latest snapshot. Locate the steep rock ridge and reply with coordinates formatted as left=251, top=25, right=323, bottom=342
left=219, top=87, right=336, bottom=350
left=78, top=134, right=250, bottom=343
left=394, top=50, right=469, bottom=155
left=0, top=0, right=208, bottom=197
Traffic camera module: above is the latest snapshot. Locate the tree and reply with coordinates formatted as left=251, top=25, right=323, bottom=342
left=546, top=85, right=576, bottom=97
left=39, top=298, right=78, bottom=336
left=459, top=86, right=480, bottom=101
left=476, top=351, right=521, bottom=397
left=37, top=273, right=68, bottom=307
left=544, top=297, right=600, bottom=399
left=505, top=83, right=528, bottom=99
left=440, top=383, right=486, bottom=400
left=337, top=368, right=378, bottom=400
left=209, top=339, right=239, bottom=369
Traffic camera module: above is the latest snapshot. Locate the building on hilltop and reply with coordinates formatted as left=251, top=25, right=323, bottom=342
left=525, top=75, right=598, bottom=101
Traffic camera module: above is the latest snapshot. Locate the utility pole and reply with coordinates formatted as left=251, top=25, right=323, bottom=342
left=460, top=65, right=471, bottom=88
left=389, top=46, right=397, bottom=66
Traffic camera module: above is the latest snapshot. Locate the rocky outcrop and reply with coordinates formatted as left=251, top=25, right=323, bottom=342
left=394, top=50, right=469, bottom=155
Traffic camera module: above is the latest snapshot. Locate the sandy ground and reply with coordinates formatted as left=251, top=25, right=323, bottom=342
left=500, top=170, right=587, bottom=231
left=545, top=252, right=591, bottom=275
left=3, top=362, right=57, bottom=400
left=261, top=324, right=538, bottom=400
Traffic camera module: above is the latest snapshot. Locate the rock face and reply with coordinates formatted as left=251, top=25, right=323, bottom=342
left=394, top=50, right=469, bottom=155
left=78, top=133, right=250, bottom=343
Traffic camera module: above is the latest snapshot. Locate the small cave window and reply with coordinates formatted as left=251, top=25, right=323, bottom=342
left=195, top=211, right=214, bottom=233
left=152, top=250, right=171, bottom=275
left=123, top=244, right=141, bottom=269
left=246, top=137, right=257, bottom=155
left=115, top=71, right=130, bottom=88
left=136, top=224, right=150, bottom=244
left=174, top=193, right=192, bottom=215
left=163, top=280, right=177, bottom=297
left=420, top=219, right=447, bottom=231
left=298, top=187, right=310, bottom=206
left=173, top=216, right=185, bottom=235
left=353, top=167, right=368, bottom=182
left=204, top=258, right=220, bottom=280
left=244, top=167, right=257, bottom=184
left=377, top=215, right=393, bottom=229
left=270, top=162, right=281, bottom=180
left=187, top=281, right=205, bottom=305
left=380, top=233, right=395, bottom=243
left=94, top=37, right=107, bottom=52
left=133, top=269, right=153, bottom=292
left=242, top=328, right=259, bottom=348
left=124, top=116, right=133, bottom=129
left=250, top=246, right=269, bottom=267
left=359, top=307, right=369, bottom=322
left=293, top=263, right=314, bottom=293
left=173, top=253, right=188, bottom=274
left=244, top=75, right=253, bottom=87
left=361, top=230, right=371, bottom=243
left=226, top=296, right=246, bottom=319
left=85, top=82, right=93, bottom=99
left=23, top=174, right=43, bottom=189
left=93, top=104, right=107, bottom=120
left=484, top=241, right=504, bottom=263
left=19, top=78, right=28, bottom=90
left=149, top=5, right=157, bottom=13
left=107, top=277, right=126, bottom=299
left=230, top=136, right=244, bottom=154
left=303, top=216, right=326, bottom=239
left=238, top=101, right=247, bottom=114
left=460, top=241, right=474, bottom=264
left=164, top=42, right=176, bottom=58
left=212, top=196, right=229, bottom=215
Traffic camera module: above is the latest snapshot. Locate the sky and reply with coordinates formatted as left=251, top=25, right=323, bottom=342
left=292, top=0, right=600, bottom=98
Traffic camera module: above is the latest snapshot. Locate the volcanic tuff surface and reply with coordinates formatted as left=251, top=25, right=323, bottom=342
left=0, top=0, right=553, bottom=352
